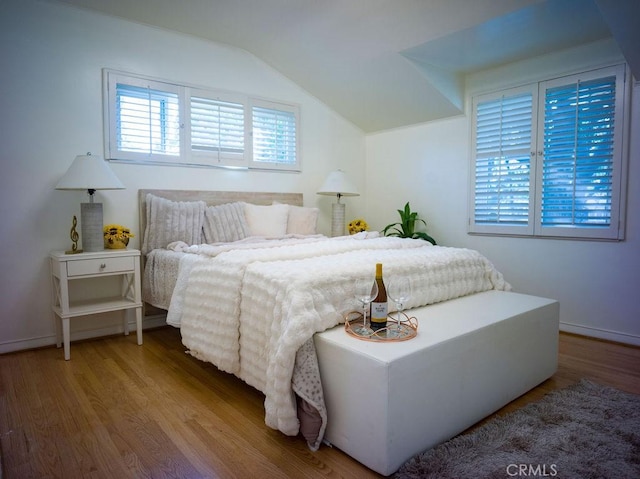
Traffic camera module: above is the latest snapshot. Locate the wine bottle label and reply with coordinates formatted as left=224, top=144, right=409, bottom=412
left=370, top=301, right=388, bottom=330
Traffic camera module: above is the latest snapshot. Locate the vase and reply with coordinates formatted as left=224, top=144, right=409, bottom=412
left=104, top=237, right=129, bottom=249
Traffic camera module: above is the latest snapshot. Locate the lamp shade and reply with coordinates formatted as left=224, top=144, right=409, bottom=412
left=55, top=152, right=124, bottom=191
left=317, top=170, right=359, bottom=197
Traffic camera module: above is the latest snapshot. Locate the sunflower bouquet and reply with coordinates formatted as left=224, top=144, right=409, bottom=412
left=103, top=224, right=135, bottom=249
left=347, top=218, right=368, bottom=235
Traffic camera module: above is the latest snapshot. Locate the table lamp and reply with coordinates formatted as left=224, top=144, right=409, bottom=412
left=317, top=169, right=359, bottom=237
left=56, top=152, right=125, bottom=252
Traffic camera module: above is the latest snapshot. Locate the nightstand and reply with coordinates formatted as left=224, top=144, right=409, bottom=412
left=50, top=249, right=143, bottom=360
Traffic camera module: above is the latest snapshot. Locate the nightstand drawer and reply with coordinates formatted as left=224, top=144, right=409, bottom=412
left=67, top=256, right=135, bottom=277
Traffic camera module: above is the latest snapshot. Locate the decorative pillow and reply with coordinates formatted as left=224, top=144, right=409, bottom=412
left=142, top=194, right=206, bottom=254
left=283, top=204, right=319, bottom=235
left=243, top=203, right=290, bottom=237
left=203, top=202, right=250, bottom=244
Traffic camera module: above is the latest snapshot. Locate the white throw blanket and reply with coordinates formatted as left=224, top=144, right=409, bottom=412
left=167, top=235, right=510, bottom=449
left=143, top=249, right=184, bottom=310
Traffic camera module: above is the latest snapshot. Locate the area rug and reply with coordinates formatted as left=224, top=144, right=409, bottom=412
left=394, top=380, right=640, bottom=479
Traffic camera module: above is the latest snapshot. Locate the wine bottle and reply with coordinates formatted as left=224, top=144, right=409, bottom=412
left=370, top=263, right=388, bottom=331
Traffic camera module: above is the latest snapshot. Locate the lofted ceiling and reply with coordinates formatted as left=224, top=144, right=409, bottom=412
left=48, top=0, right=639, bottom=133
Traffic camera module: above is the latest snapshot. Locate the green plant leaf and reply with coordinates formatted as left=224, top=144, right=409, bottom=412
left=382, top=202, right=437, bottom=244
left=413, top=232, right=437, bottom=245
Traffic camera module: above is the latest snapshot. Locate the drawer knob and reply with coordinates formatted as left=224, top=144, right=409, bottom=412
left=100, top=263, right=106, bottom=269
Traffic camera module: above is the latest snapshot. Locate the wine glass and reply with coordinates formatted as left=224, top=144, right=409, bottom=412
left=387, top=277, right=411, bottom=338
left=353, top=278, right=378, bottom=336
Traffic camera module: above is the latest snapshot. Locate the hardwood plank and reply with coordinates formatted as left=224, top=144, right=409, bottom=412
left=1, top=329, right=638, bottom=479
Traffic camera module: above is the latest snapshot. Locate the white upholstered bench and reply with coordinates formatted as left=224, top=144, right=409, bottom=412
left=314, top=290, right=559, bottom=476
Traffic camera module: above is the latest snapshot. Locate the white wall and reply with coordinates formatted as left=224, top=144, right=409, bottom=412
left=2, top=0, right=637, bottom=354
left=0, top=0, right=365, bottom=352
left=366, top=41, right=640, bottom=345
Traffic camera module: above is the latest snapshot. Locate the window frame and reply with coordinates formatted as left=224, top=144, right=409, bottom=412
left=249, top=98, right=301, bottom=172
left=469, top=63, right=630, bottom=241
left=186, top=87, right=249, bottom=169
left=533, top=66, right=627, bottom=240
left=470, top=84, right=538, bottom=237
left=104, top=72, right=186, bottom=164
left=103, top=69, right=301, bottom=172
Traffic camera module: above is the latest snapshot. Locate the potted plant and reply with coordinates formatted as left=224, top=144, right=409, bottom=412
left=103, top=224, right=135, bottom=249
left=348, top=218, right=369, bottom=235
left=382, top=202, right=436, bottom=245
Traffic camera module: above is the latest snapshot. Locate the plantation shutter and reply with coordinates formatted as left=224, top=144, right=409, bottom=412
left=540, top=76, right=617, bottom=230
left=471, top=89, right=534, bottom=234
left=251, top=100, right=299, bottom=170
left=114, top=82, right=181, bottom=158
left=470, top=64, right=627, bottom=240
left=190, top=94, right=245, bottom=164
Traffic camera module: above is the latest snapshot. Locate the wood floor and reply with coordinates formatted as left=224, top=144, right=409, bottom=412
left=1, top=328, right=639, bottom=479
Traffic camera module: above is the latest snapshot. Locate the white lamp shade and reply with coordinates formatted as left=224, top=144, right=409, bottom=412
left=55, top=153, right=125, bottom=191
left=317, top=170, right=359, bottom=197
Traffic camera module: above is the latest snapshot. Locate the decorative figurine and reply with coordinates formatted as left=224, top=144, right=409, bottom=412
left=66, top=215, right=82, bottom=254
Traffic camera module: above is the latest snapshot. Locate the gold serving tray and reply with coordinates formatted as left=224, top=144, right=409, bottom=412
left=344, top=311, right=418, bottom=342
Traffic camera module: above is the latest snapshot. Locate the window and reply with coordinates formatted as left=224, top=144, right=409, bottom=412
left=470, top=64, right=629, bottom=240
left=106, top=74, right=183, bottom=163
left=188, top=89, right=247, bottom=167
left=250, top=99, right=299, bottom=170
left=103, top=70, right=300, bottom=171
left=472, top=87, right=536, bottom=234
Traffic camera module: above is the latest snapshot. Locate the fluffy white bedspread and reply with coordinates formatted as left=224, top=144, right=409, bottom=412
left=165, top=234, right=510, bottom=448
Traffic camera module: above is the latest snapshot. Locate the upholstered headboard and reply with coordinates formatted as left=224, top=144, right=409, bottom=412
left=138, top=189, right=304, bottom=254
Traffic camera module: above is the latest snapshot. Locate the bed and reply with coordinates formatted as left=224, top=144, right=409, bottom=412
left=137, top=189, right=524, bottom=457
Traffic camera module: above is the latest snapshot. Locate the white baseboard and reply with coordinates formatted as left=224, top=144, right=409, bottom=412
left=4, top=317, right=636, bottom=354
left=0, top=314, right=169, bottom=355
left=560, top=321, right=640, bottom=347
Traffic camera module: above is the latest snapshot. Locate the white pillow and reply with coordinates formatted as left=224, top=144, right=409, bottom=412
left=243, top=203, right=290, bottom=237
left=142, top=194, right=206, bottom=254
left=285, top=205, right=319, bottom=235
left=203, top=202, right=250, bottom=243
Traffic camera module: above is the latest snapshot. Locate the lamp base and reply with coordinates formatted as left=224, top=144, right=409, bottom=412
left=81, top=202, right=103, bottom=252
left=331, top=202, right=345, bottom=237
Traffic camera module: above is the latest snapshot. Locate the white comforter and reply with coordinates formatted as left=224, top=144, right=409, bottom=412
left=166, top=234, right=510, bottom=447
